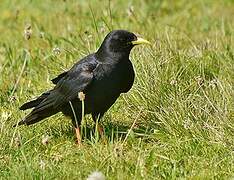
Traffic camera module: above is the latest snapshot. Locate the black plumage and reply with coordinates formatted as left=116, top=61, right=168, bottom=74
left=15, top=30, right=149, bottom=141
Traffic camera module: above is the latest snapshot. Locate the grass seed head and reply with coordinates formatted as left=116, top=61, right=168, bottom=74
left=14, top=135, right=21, bottom=148
left=52, top=47, right=61, bottom=56
left=39, top=160, right=46, bottom=170
left=24, top=24, right=32, bottom=40
left=78, top=92, right=85, bottom=101
left=41, top=135, right=50, bottom=145
left=195, top=76, right=204, bottom=86
left=87, top=171, right=105, bottom=180
left=170, top=79, right=178, bottom=86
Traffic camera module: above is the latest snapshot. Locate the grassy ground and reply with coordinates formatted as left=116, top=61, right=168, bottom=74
left=0, top=0, right=233, bottom=179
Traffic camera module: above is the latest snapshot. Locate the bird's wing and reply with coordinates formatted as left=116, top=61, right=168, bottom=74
left=51, top=71, right=68, bottom=84
left=54, top=61, right=97, bottom=107
left=33, top=60, right=97, bottom=112
left=51, top=55, right=96, bottom=85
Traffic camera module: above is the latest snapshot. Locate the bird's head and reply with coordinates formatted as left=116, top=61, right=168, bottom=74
left=96, top=30, right=150, bottom=61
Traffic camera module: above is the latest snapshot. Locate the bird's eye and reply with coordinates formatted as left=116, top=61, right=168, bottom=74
left=119, top=38, right=125, bottom=42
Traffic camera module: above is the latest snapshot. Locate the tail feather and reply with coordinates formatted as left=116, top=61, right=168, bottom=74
left=15, top=91, right=58, bottom=127
left=14, top=106, right=58, bottom=127
left=19, top=91, right=50, bottom=110
left=32, top=98, right=55, bottom=113
left=20, top=99, right=42, bottom=110
left=13, top=114, right=39, bottom=127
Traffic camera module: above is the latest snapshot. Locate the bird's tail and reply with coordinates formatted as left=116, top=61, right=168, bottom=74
left=14, top=106, right=57, bottom=127
left=19, top=91, right=50, bottom=110
left=15, top=91, right=58, bottom=127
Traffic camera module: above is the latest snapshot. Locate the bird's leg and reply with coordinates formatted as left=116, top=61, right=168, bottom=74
left=75, top=126, right=82, bottom=145
left=97, top=124, right=104, bottom=138
left=71, top=113, right=82, bottom=145
left=97, top=123, right=107, bottom=144
left=69, top=101, right=81, bottom=146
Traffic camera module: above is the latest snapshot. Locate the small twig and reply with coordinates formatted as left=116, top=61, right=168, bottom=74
left=81, top=95, right=85, bottom=138
left=10, top=49, right=29, bottom=97
left=88, top=4, right=100, bottom=43
left=95, top=114, right=101, bottom=139
left=80, top=96, right=85, bottom=124
left=69, top=101, right=78, bottom=128
left=122, top=107, right=143, bottom=145
left=78, top=92, right=86, bottom=138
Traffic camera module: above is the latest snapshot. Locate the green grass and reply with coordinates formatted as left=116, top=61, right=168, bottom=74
left=0, top=0, right=234, bottom=179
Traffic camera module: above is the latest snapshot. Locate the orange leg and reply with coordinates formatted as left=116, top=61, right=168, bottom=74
left=97, top=124, right=107, bottom=144
left=97, top=124, right=104, bottom=138
left=75, top=127, right=82, bottom=145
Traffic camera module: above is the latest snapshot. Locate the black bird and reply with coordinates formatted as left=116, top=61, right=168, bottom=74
left=15, top=30, right=150, bottom=144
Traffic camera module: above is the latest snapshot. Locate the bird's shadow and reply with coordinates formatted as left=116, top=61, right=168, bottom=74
left=49, top=120, right=155, bottom=144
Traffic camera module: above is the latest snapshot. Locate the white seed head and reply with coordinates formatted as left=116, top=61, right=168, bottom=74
left=14, top=135, right=21, bottom=148
left=170, top=79, right=177, bottom=86
left=41, top=135, right=50, bottom=145
left=52, top=47, right=61, bottom=55
left=195, top=76, right=204, bottom=86
left=100, top=26, right=105, bottom=33
left=8, top=95, right=17, bottom=102
left=78, top=92, right=85, bottom=101
left=127, top=5, right=134, bottom=16
left=24, top=24, right=32, bottom=40
left=87, top=171, right=105, bottom=180
left=1, top=111, right=11, bottom=120
left=39, top=32, right=45, bottom=39
left=209, top=79, right=218, bottom=89
left=39, top=160, right=46, bottom=170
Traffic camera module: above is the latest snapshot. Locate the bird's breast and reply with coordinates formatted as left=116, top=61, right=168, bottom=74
left=94, top=61, right=134, bottom=92
left=85, top=60, right=135, bottom=112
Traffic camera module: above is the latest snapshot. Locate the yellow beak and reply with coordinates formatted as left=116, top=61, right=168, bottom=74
left=131, top=37, right=151, bottom=45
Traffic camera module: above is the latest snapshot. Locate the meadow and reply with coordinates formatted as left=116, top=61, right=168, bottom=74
left=0, top=0, right=233, bottom=179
